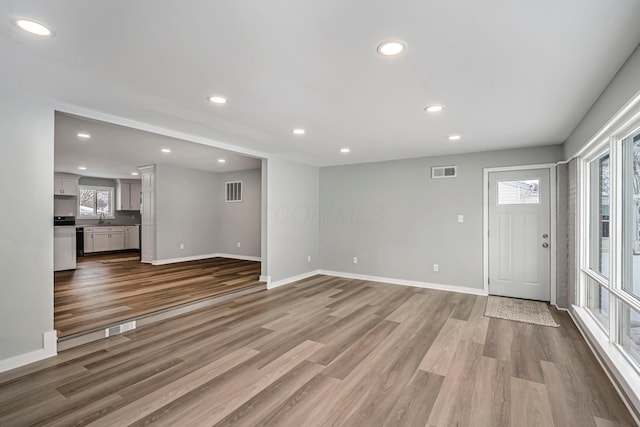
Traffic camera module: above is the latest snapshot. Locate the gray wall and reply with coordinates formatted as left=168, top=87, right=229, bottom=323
left=320, top=145, right=563, bottom=290
left=266, top=157, right=319, bottom=282
left=564, top=44, right=640, bottom=159
left=215, top=168, right=261, bottom=257
left=154, top=165, right=262, bottom=261
left=155, top=164, right=219, bottom=260
left=0, top=92, right=54, bottom=360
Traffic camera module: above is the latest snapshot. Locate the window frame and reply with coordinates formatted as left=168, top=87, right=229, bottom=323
left=78, top=185, right=116, bottom=219
left=579, top=117, right=640, bottom=373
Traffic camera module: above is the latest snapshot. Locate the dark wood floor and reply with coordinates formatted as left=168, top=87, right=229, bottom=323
left=54, top=253, right=261, bottom=337
left=2, top=275, right=635, bottom=426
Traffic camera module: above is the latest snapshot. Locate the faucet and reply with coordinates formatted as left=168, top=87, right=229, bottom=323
left=98, top=212, right=105, bottom=225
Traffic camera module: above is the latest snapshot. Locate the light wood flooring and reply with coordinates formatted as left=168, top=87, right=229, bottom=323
left=3, top=275, right=635, bottom=426
left=54, top=253, right=261, bottom=337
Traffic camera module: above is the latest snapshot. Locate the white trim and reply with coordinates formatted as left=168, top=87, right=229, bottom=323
left=0, top=330, right=57, bottom=373
left=569, top=306, right=640, bottom=424
left=152, top=253, right=261, bottom=265
left=483, top=164, right=557, bottom=302
left=267, top=270, right=321, bottom=289
left=319, top=270, right=488, bottom=296
left=214, top=253, right=261, bottom=262
left=259, top=275, right=271, bottom=283
left=569, top=89, right=640, bottom=161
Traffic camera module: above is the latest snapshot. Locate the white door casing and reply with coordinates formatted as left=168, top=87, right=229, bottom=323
left=488, top=169, right=551, bottom=301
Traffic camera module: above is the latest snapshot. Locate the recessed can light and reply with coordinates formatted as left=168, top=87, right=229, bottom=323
left=78, top=166, right=87, bottom=170
left=14, top=18, right=54, bottom=37
left=208, top=96, right=227, bottom=104
left=292, top=129, right=306, bottom=135
left=131, top=172, right=139, bottom=176
left=448, top=135, right=461, bottom=141
left=161, top=148, right=171, bottom=153
left=77, top=133, right=91, bottom=139
left=377, top=41, right=406, bottom=56
left=425, top=105, right=444, bottom=113
left=217, top=159, right=226, bottom=163
left=340, top=148, right=350, bottom=153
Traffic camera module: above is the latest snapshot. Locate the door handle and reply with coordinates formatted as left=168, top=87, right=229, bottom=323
left=542, top=243, right=549, bottom=248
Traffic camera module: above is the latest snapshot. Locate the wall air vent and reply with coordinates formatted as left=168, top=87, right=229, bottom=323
left=431, top=166, right=457, bottom=179
left=105, top=320, right=137, bottom=337
left=225, top=181, right=242, bottom=202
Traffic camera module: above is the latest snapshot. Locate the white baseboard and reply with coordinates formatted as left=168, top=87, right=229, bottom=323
left=152, top=253, right=261, bottom=265
left=318, top=270, right=489, bottom=296
left=0, top=330, right=57, bottom=373
left=259, top=275, right=271, bottom=283
left=215, top=253, right=261, bottom=262
left=265, top=269, right=487, bottom=296
left=267, top=270, right=321, bottom=289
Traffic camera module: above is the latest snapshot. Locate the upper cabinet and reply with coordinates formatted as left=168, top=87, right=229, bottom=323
left=116, top=179, right=142, bottom=211
left=54, top=173, right=79, bottom=196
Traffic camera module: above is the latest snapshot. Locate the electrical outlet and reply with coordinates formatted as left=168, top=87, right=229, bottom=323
left=458, top=215, right=464, bottom=223
left=179, top=243, right=184, bottom=250
left=433, top=264, right=439, bottom=272
left=353, top=256, right=358, bottom=264
left=307, top=255, right=312, bottom=262
left=237, top=242, right=241, bottom=248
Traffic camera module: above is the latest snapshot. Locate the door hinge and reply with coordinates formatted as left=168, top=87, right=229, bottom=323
left=488, top=277, right=490, bottom=285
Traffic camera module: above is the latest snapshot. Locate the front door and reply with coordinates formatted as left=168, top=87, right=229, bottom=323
left=488, top=169, right=551, bottom=301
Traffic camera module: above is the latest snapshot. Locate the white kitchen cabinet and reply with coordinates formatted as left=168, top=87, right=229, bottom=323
left=126, top=226, right=140, bottom=249
left=110, top=230, right=125, bottom=250
left=84, top=227, right=94, bottom=253
left=54, top=173, right=79, bottom=196
left=116, top=179, right=142, bottom=211
left=92, top=231, right=111, bottom=252
left=87, top=226, right=126, bottom=252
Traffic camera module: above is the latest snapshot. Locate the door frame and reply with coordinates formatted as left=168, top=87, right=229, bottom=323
left=483, top=164, right=557, bottom=304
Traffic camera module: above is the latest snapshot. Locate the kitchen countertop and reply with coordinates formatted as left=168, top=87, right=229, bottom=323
left=76, top=224, right=140, bottom=228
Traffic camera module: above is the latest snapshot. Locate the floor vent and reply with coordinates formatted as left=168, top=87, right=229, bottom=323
left=105, top=320, right=137, bottom=337
left=432, top=165, right=457, bottom=178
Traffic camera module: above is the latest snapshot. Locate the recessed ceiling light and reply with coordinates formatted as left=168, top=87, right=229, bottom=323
left=161, top=148, right=171, bottom=153
left=425, top=105, right=444, bottom=113
left=208, top=96, right=227, bottom=104
left=14, top=18, right=54, bottom=37
left=340, top=148, right=351, bottom=153
left=448, top=135, right=461, bottom=141
left=77, top=133, right=91, bottom=139
left=292, top=129, right=306, bottom=135
left=217, top=159, right=226, bottom=163
left=78, top=166, right=87, bottom=170
left=131, top=172, right=139, bottom=176
left=377, top=41, right=406, bottom=56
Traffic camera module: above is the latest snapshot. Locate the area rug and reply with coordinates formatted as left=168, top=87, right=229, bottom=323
left=99, top=257, right=140, bottom=264
left=485, top=296, right=559, bottom=327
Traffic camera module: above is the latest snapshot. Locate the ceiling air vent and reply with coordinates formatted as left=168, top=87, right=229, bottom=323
left=431, top=166, right=457, bottom=179
left=225, top=181, right=242, bottom=202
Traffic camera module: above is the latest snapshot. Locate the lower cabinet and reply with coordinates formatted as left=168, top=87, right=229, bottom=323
left=84, top=227, right=126, bottom=253
left=126, top=226, right=140, bottom=249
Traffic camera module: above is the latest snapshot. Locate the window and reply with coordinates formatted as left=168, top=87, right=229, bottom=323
left=622, top=131, right=640, bottom=300
left=79, top=185, right=114, bottom=218
left=619, top=301, right=640, bottom=366
left=225, top=181, right=242, bottom=202
left=587, top=276, right=610, bottom=332
left=497, top=179, right=540, bottom=205
left=588, top=152, right=610, bottom=279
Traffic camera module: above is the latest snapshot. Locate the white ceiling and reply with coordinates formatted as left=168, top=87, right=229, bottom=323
left=3, top=1, right=640, bottom=166
left=54, top=112, right=261, bottom=178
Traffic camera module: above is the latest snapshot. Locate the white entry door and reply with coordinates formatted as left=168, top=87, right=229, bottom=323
left=488, top=169, right=551, bottom=301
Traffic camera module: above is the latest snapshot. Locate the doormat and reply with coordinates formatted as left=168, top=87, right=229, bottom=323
left=485, top=296, right=559, bottom=327
left=99, top=257, right=140, bottom=264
